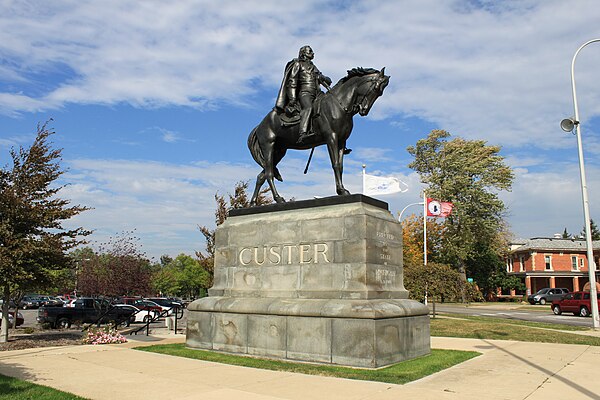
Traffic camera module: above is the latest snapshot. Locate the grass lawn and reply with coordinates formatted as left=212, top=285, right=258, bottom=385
left=0, top=373, right=86, bottom=400
left=137, top=344, right=479, bottom=385
left=431, top=314, right=600, bottom=346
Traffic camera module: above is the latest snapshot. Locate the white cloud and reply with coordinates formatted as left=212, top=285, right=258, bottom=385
left=354, top=147, right=394, bottom=163
left=501, top=163, right=600, bottom=238
left=3, top=0, right=600, bottom=255
left=61, top=158, right=259, bottom=259
left=1, top=1, right=600, bottom=153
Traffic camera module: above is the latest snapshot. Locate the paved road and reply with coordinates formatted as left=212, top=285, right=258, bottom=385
left=431, top=304, right=594, bottom=327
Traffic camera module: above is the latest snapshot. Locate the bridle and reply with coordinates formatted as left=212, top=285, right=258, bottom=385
left=331, top=74, right=385, bottom=115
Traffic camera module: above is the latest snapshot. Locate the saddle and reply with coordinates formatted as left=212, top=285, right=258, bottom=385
left=276, top=91, right=325, bottom=128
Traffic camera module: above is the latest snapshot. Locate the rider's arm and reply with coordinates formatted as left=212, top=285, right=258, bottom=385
left=315, top=66, right=332, bottom=89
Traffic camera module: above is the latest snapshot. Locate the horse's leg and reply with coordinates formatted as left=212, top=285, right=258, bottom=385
left=263, top=136, right=286, bottom=203
left=250, top=170, right=266, bottom=206
left=326, top=134, right=351, bottom=196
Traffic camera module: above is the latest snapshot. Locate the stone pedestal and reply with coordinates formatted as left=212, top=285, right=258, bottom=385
left=186, top=195, right=430, bottom=368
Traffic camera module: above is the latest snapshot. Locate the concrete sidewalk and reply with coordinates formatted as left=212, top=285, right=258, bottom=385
left=1, top=333, right=599, bottom=400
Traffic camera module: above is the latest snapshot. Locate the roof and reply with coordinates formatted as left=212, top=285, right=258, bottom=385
left=509, top=237, right=600, bottom=253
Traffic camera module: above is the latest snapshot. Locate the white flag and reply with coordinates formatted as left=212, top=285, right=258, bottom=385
left=363, top=173, right=407, bottom=196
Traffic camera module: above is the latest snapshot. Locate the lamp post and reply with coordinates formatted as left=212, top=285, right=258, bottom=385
left=398, top=199, right=427, bottom=304
left=560, top=38, right=600, bottom=329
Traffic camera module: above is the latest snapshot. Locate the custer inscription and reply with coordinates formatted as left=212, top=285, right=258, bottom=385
left=238, top=243, right=330, bottom=266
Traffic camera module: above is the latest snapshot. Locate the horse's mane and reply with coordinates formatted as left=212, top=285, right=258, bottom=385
left=337, top=67, right=380, bottom=84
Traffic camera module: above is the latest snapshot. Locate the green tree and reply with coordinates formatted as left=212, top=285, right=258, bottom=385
left=0, top=122, right=89, bottom=341
left=466, top=238, right=524, bottom=298
left=407, top=130, right=514, bottom=297
left=151, top=254, right=210, bottom=299
left=196, top=181, right=271, bottom=287
left=403, top=262, right=481, bottom=303
left=174, top=254, right=210, bottom=299
left=562, top=228, right=570, bottom=239
left=580, top=219, right=600, bottom=240
left=151, top=267, right=181, bottom=296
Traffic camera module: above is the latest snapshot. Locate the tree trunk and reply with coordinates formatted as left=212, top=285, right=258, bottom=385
left=1, top=286, right=10, bottom=343
left=12, top=305, right=20, bottom=329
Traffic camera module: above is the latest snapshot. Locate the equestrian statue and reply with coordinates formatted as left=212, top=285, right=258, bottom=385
left=248, top=45, right=390, bottom=205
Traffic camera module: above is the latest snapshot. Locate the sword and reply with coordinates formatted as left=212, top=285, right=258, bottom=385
left=304, top=147, right=315, bottom=174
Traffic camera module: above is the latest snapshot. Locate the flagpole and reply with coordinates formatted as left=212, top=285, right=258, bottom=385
left=362, top=164, right=366, bottom=195
left=423, top=190, right=428, bottom=306
left=423, top=191, right=427, bottom=266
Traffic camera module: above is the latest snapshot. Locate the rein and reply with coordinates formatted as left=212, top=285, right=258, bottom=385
left=330, top=75, right=380, bottom=115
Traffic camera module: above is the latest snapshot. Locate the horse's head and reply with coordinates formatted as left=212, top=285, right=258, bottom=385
left=338, top=67, right=389, bottom=116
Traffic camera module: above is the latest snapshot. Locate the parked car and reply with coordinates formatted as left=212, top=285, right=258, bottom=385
left=113, top=304, right=157, bottom=323
left=552, top=291, right=600, bottom=317
left=527, top=288, right=569, bottom=305
left=19, top=295, right=42, bottom=309
left=42, top=296, right=64, bottom=307
left=135, top=300, right=163, bottom=313
left=146, top=297, right=183, bottom=315
left=64, top=299, right=77, bottom=308
left=0, top=311, right=24, bottom=327
left=117, top=298, right=163, bottom=315
left=37, top=297, right=135, bottom=329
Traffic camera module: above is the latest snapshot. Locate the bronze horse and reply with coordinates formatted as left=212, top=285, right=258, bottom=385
left=248, top=67, right=390, bottom=205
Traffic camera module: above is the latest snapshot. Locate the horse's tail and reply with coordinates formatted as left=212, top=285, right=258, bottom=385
left=247, top=123, right=283, bottom=182
left=247, top=126, right=265, bottom=169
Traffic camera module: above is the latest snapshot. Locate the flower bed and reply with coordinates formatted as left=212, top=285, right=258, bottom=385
left=83, top=327, right=127, bottom=345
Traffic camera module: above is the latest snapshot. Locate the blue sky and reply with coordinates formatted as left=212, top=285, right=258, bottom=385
left=2, top=0, right=600, bottom=260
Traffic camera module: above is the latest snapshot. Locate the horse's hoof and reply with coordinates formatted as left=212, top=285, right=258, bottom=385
left=275, top=196, right=286, bottom=203
left=337, top=189, right=351, bottom=196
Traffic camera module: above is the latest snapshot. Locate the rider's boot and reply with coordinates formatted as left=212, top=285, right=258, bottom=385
left=297, top=107, right=314, bottom=143
left=297, top=129, right=315, bottom=143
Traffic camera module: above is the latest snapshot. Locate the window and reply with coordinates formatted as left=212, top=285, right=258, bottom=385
left=574, top=293, right=582, bottom=300
left=545, top=255, right=552, bottom=270
left=581, top=259, right=585, bottom=269
left=584, top=293, right=590, bottom=300
left=519, top=256, right=525, bottom=272
left=572, top=256, right=578, bottom=270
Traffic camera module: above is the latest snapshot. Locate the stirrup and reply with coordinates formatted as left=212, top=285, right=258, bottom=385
left=297, top=132, right=313, bottom=143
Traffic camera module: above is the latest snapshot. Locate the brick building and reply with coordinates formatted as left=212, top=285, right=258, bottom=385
left=506, top=236, right=600, bottom=296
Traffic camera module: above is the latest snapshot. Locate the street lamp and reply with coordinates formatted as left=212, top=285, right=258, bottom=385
left=560, top=38, right=600, bottom=329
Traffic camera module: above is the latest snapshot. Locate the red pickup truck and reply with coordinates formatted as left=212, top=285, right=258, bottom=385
left=551, top=291, right=600, bottom=317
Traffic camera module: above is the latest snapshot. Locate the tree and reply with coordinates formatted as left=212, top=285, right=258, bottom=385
left=0, top=122, right=90, bottom=342
left=76, top=232, right=153, bottom=297
left=562, top=228, right=570, bottom=239
left=402, top=214, right=446, bottom=266
left=407, top=130, right=514, bottom=295
left=465, top=237, right=524, bottom=299
left=580, top=219, right=600, bottom=240
left=196, top=181, right=271, bottom=287
left=151, top=266, right=181, bottom=297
